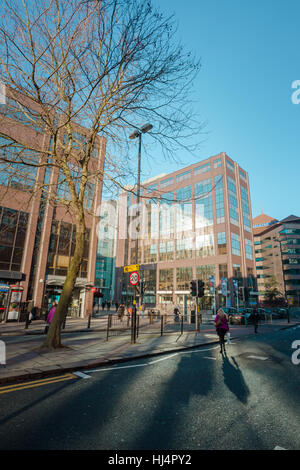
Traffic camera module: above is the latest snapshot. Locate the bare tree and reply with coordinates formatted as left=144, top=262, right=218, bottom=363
left=0, top=0, right=201, bottom=348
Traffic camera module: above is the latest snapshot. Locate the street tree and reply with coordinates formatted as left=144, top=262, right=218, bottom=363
left=0, top=0, right=201, bottom=348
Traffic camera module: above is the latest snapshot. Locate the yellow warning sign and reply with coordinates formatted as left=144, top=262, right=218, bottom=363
left=124, top=264, right=139, bottom=273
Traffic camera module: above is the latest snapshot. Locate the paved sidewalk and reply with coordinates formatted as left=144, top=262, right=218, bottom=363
left=0, top=317, right=299, bottom=385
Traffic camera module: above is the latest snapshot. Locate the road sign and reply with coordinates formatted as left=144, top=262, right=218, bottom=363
left=129, top=271, right=139, bottom=286
left=124, top=264, right=139, bottom=273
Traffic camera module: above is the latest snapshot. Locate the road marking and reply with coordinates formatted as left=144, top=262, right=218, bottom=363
left=202, top=356, right=217, bottom=360
left=0, top=373, right=76, bottom=395
left=148, top=354, right=178, bottom=364
left=73, top=371, right=92, bottom=379
left=247, top=355, right=268, bottom=361
left=274, top=446, right=287, bottom=450
left=86, top=346, right=221, bottom=375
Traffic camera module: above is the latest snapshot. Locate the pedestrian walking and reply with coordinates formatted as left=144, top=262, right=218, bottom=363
left=115, top=301, right=119, bottom=312
left=107, top=301, right=111, bottom=311
left=214, top=308, right=230, bottom=355
left=45, top=301, right=57, bottom=334
left=102, top=300, right=106, bottom=311
left=174, top=305, right=180, bottom=322
left=249, top=308, right=260, bottom=334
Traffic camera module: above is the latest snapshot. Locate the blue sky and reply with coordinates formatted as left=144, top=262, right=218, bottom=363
left=137, top=0, right=300, bottom=221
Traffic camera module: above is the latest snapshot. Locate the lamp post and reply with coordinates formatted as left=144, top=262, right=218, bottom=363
left=129, top=123, right=153, bottom=342
left=274, top=236, right=290, bottom=323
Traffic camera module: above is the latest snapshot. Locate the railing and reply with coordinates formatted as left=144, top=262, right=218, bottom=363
left=106, top=312, right=203, bottom=341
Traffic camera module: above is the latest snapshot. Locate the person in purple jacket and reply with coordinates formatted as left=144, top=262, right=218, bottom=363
left=45, top=301, right=57, bottom=333
left=214, top=308, right=229, bottom=355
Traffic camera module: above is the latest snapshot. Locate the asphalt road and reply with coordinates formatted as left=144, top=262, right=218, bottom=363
left=0, top=326, right=299, bottom=450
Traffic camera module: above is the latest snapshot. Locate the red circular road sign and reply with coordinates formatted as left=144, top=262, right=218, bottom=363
left=129, top=271, right=139, bottom=286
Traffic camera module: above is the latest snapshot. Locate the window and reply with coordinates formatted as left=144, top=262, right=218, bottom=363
left=227, top=177, right=239, bottom=226
left=160, top=192, right=174, bottom=236
left=176, top=237, right=193, bottom=259
left=194, top=163, right=211, bottom=175
left=195, top=179, right=213, bottom=228
left=159, top=240, right=174, bottom=261
left=231, top=232, right=240, bottom=256
left=176, top=267, right=193, bottom=291
left=160, top=177, right=174, bottom=189
left=1, top=97, right=41, bottom=132
left=0, top=137, right=39, bottom=191
left=176, top=171, right=191, bottom=183
left=0, top=207, right=28, bottom=271
left=219, top=264, right=228, bottom=280
left=217, top=232, right=227, bottom=254
left=241, top=186, right=251, bottom=232
left=159, top=269, right=174, bottom=291
left=245, top=238, right=253, bottom=260
left=176, top=185, right=192, bottom=201
left=233, top=264, right=242, bottom=279
left=240, top=169, right=246, bottom=181
left=226, top=159, right=235, bottom=172
left=215, top=175, right=225, bottom=224
left=214, top=158, right=222, bottom=169
left=195, top=232, right=214, bottom=257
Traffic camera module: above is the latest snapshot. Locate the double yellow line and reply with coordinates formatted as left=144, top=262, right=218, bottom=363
left=0, top=373, right=77, bottom=395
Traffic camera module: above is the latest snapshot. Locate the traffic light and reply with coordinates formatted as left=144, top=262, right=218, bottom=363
left=197, top=280, right=205, bottom=298
left=244, top=287, right=250, bottom=302
left=190, top=280, right=197, bottom=296
left=238, top=287, right=244, bottom=302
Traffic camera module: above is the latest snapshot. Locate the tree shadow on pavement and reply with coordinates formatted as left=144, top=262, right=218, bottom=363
left=221, top=354, right=250, bottom=404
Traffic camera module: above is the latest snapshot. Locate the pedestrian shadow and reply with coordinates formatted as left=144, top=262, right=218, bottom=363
left=221, top=354, right=250, bottom=404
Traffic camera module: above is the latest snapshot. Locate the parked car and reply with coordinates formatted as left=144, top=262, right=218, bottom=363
left=229, top=312, right=245, bottom=325
left=272, top=308, right=288, bottom=318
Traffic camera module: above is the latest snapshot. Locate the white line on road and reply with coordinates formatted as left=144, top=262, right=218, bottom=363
left=148, top=353, right=178, bottom=364
left=274, top=446, right=287, bottom=450
left=247, top=355, right=268, bottom=361
left=73, top=371, right=92, bottom=379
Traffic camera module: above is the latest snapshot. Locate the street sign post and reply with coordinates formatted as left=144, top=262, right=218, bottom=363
left=129, top=271, right=139, bottom=286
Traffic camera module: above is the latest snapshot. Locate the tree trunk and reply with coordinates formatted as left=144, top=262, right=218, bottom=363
left=41, top=210, right=86, bottom=349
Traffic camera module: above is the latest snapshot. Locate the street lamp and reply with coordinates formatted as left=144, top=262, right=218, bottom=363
left=129, top=123, right=153, bottom=342
left=274, top=236, right=290, bottom=323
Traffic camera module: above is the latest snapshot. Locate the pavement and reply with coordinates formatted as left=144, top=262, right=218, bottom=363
left=0, top=312, right=299, bottom=385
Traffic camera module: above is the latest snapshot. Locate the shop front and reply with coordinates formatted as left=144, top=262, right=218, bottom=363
left=44, top=276, right=93, bottom=318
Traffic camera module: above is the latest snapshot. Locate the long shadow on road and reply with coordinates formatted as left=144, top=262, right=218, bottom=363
left=221, top=354, right=250, bottom=404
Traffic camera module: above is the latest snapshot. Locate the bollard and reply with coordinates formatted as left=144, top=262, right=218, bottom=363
left=106, top=315, right=110, bottom=341
left=181, top=316, right=184, bottom=335
left=87, top=314, right=91, bottom=329
left=161, top=315, right=164, bottom=336
left=137, top=315, right=140, bottom=338
left=62, top=315, right=66, bottom=330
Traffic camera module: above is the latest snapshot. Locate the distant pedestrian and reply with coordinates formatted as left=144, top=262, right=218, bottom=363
left=214, top=308, right=229, bottom=355
left=174, top=305, right=180, bottom=322
left=115, top=302, right=119, bottom=312
left=102, top=301, right=106, bottom=311
left=45, top=301, right=57, bottom=334
left=107, top=301, right=111, bottom=311
left=249, top=308, right=260, bottom=334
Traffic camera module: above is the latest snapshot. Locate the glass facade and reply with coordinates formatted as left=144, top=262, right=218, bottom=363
left=217, top=232, right=227, bottom=255
left=176, top=237, right=193, bottom=260
left=0, top=137, right=38, bottom=191
left=159, top=269, right=173, bottom=291
left=0, top=207, right=28, bottom=271
left=231, top=232, right=241, bottom=256
left=227, top=176, right=239, bottom=226
left=159, top=240, right=174, bottom=261
left=215, top=175, right=225, bottom=224
left=47, top=221, right=90, bottom=278
left=195, top=231, right=214, bottom=257
left=241, top=186, right=251, bottom=232
left=245, top=238, right=253, bottom=260
left=176, top=267, right=193, bottom=290
left=195, top=179, right=213, bottom=228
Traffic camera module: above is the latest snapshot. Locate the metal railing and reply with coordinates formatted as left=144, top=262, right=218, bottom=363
left=106, top=312, right=203, bottom=341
